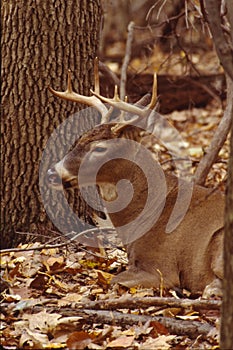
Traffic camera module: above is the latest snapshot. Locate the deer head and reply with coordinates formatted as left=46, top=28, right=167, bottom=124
left=47, top=58, right=224, bottom=295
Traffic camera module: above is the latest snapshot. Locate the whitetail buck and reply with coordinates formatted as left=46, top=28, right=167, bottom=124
left=47, top=59, right=224, bottom=296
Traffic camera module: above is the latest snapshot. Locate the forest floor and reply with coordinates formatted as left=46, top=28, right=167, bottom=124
left=0, top=42, right=228, bottom=349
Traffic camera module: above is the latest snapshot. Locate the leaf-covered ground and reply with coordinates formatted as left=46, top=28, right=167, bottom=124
left=0, top=239, right=222, bottom=349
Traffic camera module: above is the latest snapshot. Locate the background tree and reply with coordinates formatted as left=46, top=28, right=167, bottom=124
left=1, top=0, right=102, bottom=249
left=222, top=94, right=233, bottom=349
left=200, top=1, right=233, bottom=348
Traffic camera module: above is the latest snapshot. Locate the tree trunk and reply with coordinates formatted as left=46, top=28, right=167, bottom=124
left=221, top=85, right=233, bottom=350
left=1, top=0, right=102, bottom=248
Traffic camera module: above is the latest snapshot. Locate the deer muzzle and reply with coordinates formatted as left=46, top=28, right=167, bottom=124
left=47, top=162, right=78, bottom=190
left=47, top=167, right=64, bottom=189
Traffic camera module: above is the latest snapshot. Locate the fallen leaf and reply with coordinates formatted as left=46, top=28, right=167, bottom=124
left=19, top=328, right=48, bottom=348
left=149, top=321, right=169, bottom=337
left=10, top=286, right=32, bottom=299
left=107, top=335, right=135, bottom=348
left=2, top=293, right=21, bottom=302
left=66, top=331, right=94, bottom=350
left=59, top=293, right=83, bottom=305
left=96, top=270, right=113, bottom=285
left=23, top=310, right=61, bottom=333
left=43, top=256, right=65, bottom=271
left=188, top=147, right=203, bottom=157
left=140, top=335, right=177, bottom=349
left=30, top=273, right=49, bottom=290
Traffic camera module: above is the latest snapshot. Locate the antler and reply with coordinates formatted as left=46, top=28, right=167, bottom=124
left=49, top=57, right=158, bottom=123
left=91, top=73, right=157, bottom=119
left=49, top=58, right=109, bottom=123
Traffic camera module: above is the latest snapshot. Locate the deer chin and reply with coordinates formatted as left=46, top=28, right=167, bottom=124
left=98, top=183, right=118, bottom=202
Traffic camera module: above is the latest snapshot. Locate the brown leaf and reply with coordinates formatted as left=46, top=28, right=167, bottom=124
left=42, top=256, right=65, bottom=272
left=10, top=286, right=32, bottom=299
left=140, top=335, right=177, bottom=349
left=149, top=321, right=169, bottom=337
left=96, top=270, right=113, bottom=285
left=66, top=331, right=94, bottom=350
left=107, top=335, right=135, bottom=348
left=29, top=274, right=49, bottom=290
left=23, top=310, right=61, bottom=333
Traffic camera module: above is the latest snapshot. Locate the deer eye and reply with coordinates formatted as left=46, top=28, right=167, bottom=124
left=93, top=146, right=107, bottom=153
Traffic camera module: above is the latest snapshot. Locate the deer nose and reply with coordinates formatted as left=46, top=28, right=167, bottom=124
left=47, top=167, right=62, bottom=187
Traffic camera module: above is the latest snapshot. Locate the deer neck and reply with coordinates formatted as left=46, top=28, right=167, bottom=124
left=98, top=159, right=147, bottom=226
left=97, top=153, right=179, bottom=244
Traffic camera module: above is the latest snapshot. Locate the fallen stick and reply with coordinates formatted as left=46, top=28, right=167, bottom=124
left=58, top=308, right=215, bottom=339
left=76, top=296, right=221, bottom=311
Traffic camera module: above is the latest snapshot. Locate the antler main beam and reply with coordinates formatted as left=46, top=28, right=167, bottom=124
left=49, top=57, right=158, bottom=123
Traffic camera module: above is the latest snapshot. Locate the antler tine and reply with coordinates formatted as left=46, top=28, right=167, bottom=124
left=91, top=72, right=158, bottom=120
left=48, top=68, right=108, bottom=121
left=119, top=96, right=128, bottom=122
left=66, top=69, right=73, bottom=93
left=148, top=73, right=157, bottom=110
left=113, top=85, right=120, bottom=100
left=94, top=57, right=100, bottom=95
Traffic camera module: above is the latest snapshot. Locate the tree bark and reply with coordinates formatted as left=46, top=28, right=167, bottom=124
left=221, top=83, right=233, bottom=350
left=204, top=0, right=233, bottom=81
left=202, top=1, right=233, bottom=347
left=1, top=0, right=102, bottom=248
left=194, top=75, right=233, bottom=185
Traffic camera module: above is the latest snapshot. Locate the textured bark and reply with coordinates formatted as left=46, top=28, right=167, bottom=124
left=70, top=296, right=221, bottom=311
left=204, top=0, right=233, bottom=81
left=1, top=0, right=102, bottom=248
left=194, top=75, right=233, bottom=185
left=221, top=88, right=233, bottom=350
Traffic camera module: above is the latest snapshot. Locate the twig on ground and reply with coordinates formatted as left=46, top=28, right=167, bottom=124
left=51, top=308, right=215, bottom=338
left=0, top=227, right=116, bottom=254
left=0, top=241, right=69, bottom=253
left=74, top=296, right=221, bottom=311
left=5, top=296, right=221, bottom=314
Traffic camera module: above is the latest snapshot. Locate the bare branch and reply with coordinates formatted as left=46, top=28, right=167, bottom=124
left=195, top=74, right=233, bottom=185
left=0, top=241, right=69, bottom=253
left=120, top=21, right=134, bottom=100
left=99, top=61, right=120, bottom=87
